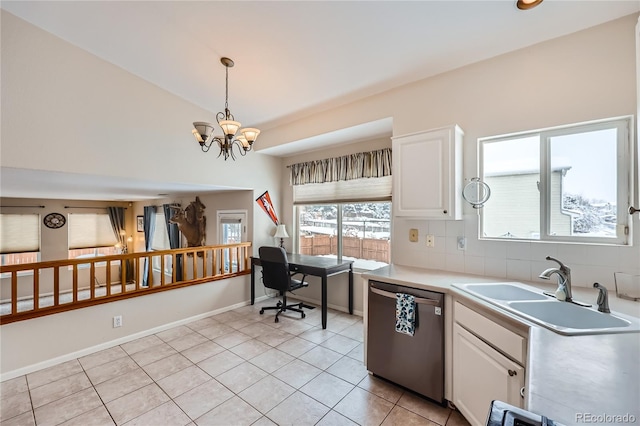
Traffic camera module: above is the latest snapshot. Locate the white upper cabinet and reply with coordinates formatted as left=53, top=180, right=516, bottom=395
left=392, top=125, right=463, bottom=219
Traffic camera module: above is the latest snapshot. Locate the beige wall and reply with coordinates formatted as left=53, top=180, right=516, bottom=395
left=0, top=11, right=281, bottom=193
left=0, top=275, right=249, bottom=376
left=264, top=13, right=639, bottom=295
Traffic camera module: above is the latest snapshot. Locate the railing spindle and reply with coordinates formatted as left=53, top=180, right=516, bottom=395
left=33, top=268, right=40, bottom=310
left=72, top=265, right=78, bottom=302
left=90, top=263, right=96, bottom=300
left=106, top=260, right=112, bottom=296
left=54, top=266, right=60, bottom=306
left=11, top=272, right=17, bottom=314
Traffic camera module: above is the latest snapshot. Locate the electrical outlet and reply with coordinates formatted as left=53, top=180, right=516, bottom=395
left=409, top=228, right=419, bottom=242
left=113, top=315, right=122, bottom=328
left=426, top=235, right=435, bottom=247
left=457, top=236, right=467, bottom=251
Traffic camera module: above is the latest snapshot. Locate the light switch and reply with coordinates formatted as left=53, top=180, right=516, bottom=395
left=409, top=228, right=419, bottom=242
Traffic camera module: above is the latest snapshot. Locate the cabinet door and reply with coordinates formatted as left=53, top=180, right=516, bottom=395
left=392, top=125, right=463, bottom=219
left=453, top=323, right=524, bottom=426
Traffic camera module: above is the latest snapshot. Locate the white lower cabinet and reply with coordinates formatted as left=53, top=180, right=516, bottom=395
left=453, top=319, right=525, bottom=426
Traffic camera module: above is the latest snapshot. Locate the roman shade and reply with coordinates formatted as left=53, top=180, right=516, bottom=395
left=68, top=213, right=117, bottom=249
left=0, top=214, right=40, bottom=254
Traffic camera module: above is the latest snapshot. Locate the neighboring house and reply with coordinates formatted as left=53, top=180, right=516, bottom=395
left=484, top=167, right=572, bottom=239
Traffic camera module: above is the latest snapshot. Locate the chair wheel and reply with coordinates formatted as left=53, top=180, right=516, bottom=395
left=260, top=309, right=264, bottom=315
left=301, top=313, right=306, bottom=318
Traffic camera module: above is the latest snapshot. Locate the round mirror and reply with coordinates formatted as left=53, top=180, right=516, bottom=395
left=462, top=178, right=491, bottom=208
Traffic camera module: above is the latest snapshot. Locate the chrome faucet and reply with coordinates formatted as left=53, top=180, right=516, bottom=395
left=539, top=256, right=573, bottom=302
left=593, top=283, right=610, bottom=313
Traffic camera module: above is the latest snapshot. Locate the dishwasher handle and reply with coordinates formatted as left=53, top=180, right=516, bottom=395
left=370, top=286, right=440, bottom=306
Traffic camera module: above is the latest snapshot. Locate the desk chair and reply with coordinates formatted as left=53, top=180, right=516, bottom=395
left=258, top=246, right=308, bottom=323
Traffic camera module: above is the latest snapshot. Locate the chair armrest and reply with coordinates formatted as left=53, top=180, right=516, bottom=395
left=290, top=272, right=309, bottom=288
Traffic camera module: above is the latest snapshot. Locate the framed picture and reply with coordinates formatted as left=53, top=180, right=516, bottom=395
left=136, top=216, right=144, bottom=232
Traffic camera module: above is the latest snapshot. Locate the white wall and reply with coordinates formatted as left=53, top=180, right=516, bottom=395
left=0, top=11, right=281, bottom=197
left=0, top=275, right=249, bottom=378
left=264, top=13, right=640, bottom=294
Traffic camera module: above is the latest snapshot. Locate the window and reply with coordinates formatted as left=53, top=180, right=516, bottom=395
left=297, top=202, right=391, bottom=270
left=218, top=211, right=247, bottom=245
left=151, top=211, right=173, bottom=274
left=68, top=213, right=117, bottom=253
left=151, top=212, right=170, bottom=250
left=68, top=213, right=119, bottom=267
left=0, top=213, right=41, bottom=269
left=479, top=117, right=632, bottom=245
left=218, top=211, right=247, bottom=273
left=291, top=148, right=392, bottom=269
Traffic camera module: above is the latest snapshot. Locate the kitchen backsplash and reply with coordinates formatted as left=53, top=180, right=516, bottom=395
left=393, top=215, right=640, bottom=291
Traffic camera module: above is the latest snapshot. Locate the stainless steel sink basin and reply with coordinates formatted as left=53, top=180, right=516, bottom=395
left=452, top=282, right=640, bottom=335
left=507, top=300, right=632, bottom=330
left=462, top=283, right=548, bottom=301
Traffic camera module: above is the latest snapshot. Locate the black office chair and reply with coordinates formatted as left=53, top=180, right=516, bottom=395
left=258, top=246, right=308, bottom=323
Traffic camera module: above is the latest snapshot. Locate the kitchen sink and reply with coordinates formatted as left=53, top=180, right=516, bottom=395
left=507, top=300, right=632, bottom=331
left=461, top=283, right=548, bottom=301
left=452, top=282, right=640, bottom=335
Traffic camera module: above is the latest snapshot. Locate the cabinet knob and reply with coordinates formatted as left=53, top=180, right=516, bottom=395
left=520, top=387, right=525, bottom=398
left=508, top=369, right=517, bottom=376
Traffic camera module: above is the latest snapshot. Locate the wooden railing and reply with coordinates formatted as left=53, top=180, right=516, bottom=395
left=0, top=243, right=252, bottom=324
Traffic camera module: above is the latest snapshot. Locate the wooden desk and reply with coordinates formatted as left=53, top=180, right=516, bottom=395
left=250, top=253, right=354, bottom=329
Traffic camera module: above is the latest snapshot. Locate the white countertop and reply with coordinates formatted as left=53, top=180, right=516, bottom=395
left=363, top=264, right=640, bottom=425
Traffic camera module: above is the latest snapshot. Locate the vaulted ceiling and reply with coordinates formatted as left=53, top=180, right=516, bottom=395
left=2, top=1, right=638, bottom=200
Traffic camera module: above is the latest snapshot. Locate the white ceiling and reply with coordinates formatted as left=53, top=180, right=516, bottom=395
left=1, top=1, right=638, bottom=201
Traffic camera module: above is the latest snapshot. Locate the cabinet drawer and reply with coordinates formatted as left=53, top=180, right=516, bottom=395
left=455, top=301, right=525, bottom=364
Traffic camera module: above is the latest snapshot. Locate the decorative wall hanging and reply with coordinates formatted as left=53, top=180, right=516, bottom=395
left=43, top=213, right=66, bottom=229
left=169, top=197, right=207, bottom=250
left=256, top=191, right=279, bottom=225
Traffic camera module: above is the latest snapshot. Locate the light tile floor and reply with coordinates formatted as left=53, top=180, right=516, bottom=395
left=0, top=299, right=471, bottom=426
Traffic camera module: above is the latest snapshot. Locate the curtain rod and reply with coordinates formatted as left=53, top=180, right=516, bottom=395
left=64, top=206, right=128, bottom=209
left=2, top=205, right=45, bottom=208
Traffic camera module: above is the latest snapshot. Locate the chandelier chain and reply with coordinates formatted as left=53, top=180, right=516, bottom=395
left=224, top=65, right=229, bottom=113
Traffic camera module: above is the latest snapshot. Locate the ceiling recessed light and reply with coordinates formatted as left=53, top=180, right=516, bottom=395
left=516, top=0, right=543, bottom=10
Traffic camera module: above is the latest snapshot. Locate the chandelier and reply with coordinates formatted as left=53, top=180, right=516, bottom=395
left=192, top=57, right=260, bottom=160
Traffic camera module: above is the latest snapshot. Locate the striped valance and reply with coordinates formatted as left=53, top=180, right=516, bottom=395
left=289, top=148, right=392, bottom=186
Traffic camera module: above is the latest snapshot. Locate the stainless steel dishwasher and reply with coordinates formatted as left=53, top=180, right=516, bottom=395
left=367, top=280, right=444, bottom=404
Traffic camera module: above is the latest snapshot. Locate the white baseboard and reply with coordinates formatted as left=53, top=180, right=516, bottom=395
left=0, top=299, right=262, bottom=382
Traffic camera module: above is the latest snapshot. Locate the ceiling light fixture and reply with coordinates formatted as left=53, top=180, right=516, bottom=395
left=192, top=57, right=260, bottom=160
left=516, top=0, right=543, bottom=10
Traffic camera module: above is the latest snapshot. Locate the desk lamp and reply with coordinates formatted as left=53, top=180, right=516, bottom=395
left=274, top=224, right=289, bottom=249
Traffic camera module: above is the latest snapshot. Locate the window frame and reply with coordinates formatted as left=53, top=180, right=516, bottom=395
left=295, top=201, right=391, bottom=271
left=479, top=116, right=633, bottom=245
